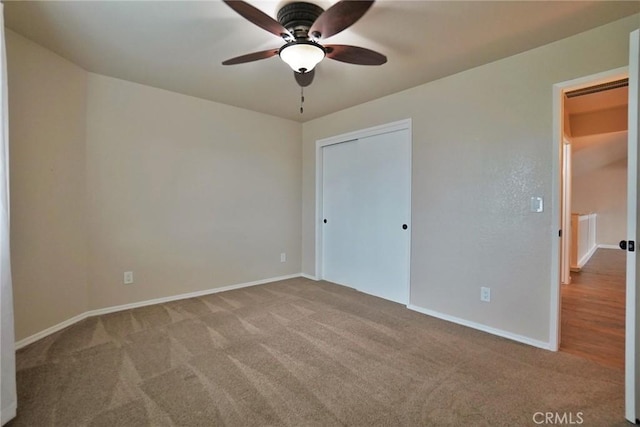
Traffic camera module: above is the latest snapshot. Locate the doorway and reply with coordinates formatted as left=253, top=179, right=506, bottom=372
left=559, top=78, right=629, bottom=368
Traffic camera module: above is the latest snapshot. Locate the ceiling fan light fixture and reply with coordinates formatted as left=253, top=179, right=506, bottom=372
left=279, top=41, right=325, bottom=73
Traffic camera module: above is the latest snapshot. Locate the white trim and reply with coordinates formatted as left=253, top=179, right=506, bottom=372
left=578, top=243, right=598, bottom=268
left=1, top=401, right=16, bottom=425
left=598, top=244, right=621, bottom=250
left=316, top=119, right=412, bottom=149
left=314, top=138, right=323, bottom=282
left=314, top=119, right=412, bottom=303
left=571, top=213, right=598, bottom=269
left=550, top=81, right=562, bottom=351
left=300, top=273, right=319, bottom=281
left=550, top=66, right=628, bottom=352
left=560, top=140, right=572, bottom=286
left=15, top=273, right=302, bottom=350
left=626, top=29, right=639, bottom=424
left=407, top=304, right=552, bottom=350
left=16, top=311, right=90, bottom=350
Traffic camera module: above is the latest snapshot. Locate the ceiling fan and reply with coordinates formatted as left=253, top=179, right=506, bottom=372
left=221, top=0, right=387, bottom=92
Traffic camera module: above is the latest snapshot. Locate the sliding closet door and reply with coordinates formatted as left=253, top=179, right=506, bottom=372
left=322, top=128, right=411, bottom=304
left=322, top=140, right=359, bottom=287
left=356, top=130, right=410, bottom=303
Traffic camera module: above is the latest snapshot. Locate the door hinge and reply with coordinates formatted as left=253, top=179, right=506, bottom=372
left=558, top=229, right=562, bottom=238
left=630, top=240, right=635, bottom=252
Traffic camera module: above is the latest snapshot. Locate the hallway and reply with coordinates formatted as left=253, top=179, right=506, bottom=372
left=560, top=248, right=625, bottom=369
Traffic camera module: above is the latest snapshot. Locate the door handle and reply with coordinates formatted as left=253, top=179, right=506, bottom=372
left=620, top=240, right=636, bottom=252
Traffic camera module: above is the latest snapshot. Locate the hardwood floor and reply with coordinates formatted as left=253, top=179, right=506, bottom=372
left=560, top=248, right=625, bottom=369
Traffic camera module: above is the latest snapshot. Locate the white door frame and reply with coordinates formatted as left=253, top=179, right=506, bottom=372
left=315, top=119, right=412, bottom=300
left=626, top=29, right=639, bottom=423
left=561, top=138, right=572, bottom=286
left=550, top=66, right=628, bottom=352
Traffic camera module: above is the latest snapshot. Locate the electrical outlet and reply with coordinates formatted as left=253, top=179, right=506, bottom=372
left=280, top=252, right=286, bottom=263
left=124, top=271, right=134, bottom=285
left=480, top=287, right=491, bottom=302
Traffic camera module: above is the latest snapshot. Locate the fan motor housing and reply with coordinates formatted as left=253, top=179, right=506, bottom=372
left=277, top=2, right=324, bottom=39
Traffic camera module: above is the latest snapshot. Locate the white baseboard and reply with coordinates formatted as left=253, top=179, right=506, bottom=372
left=597, top=244, right=621, bottom=250
left=1, top=400, right=17, bottom=425
left=15, top=273, right=302, bottom=350
left=578, top=244, right=598, bottom=268
left=88, top=273, right=302, bottom=317
left=407, top=304, right=551, bottom=351
left=16, top=311, right=91, bottom=350
left=301, top=273, right=319, bottom=281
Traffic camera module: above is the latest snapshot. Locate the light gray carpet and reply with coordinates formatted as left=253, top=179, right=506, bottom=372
left=8, top=278, right=627, bottom=426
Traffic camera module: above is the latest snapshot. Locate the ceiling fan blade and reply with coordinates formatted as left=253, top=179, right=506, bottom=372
left=222, top=48, right=279, bottom=65
left=294, top=69, right=315, bottom=87
left=325, top=45, right=387, bottom=65
left=309, top=0, right=374, bottom=40
left=223, top=0, right=292, bottom=39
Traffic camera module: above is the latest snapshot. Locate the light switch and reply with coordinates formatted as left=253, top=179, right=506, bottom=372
left=530, top=196, right=543, bottom=213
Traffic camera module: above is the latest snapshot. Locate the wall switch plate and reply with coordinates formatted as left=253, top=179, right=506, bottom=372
left=480, top=287, right=491, bottom=302
left=124, top=271, right=134, bottom=285
left=530, top=196, right=544, bottom=213
left=280, top=253, right=286, bottom=263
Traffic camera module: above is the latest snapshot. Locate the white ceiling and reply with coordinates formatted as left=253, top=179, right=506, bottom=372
left=4, top=1, right=639, bottom=122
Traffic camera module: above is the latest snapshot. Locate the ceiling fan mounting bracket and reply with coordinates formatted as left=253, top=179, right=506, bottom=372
left=277, top=2, right=324, bottom=40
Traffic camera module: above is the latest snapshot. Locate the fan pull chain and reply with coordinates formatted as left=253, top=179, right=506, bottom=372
left=300, top=87, right=305, bottom=114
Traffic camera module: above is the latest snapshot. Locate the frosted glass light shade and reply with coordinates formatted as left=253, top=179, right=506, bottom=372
left=279, top=42, right=325, bottom=73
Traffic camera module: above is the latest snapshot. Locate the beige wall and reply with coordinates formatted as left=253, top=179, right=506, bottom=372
left=6, top=30, right=89, bottom=340
left=301, top=15, right=639, bottom=344
left=7, top=12, right=639, bottom=346
left=570, top=106, right=627, bottom=137
left=7, top=30, right=302, bottom=340
left=85, top=74, right=302, bottom=309
left=572, top=131, right=627, bottom=246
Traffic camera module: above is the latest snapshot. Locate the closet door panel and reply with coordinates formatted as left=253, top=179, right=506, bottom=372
left=322, top=140, right=359, bottom=286
left=356, top=130, right=410, bottom=303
